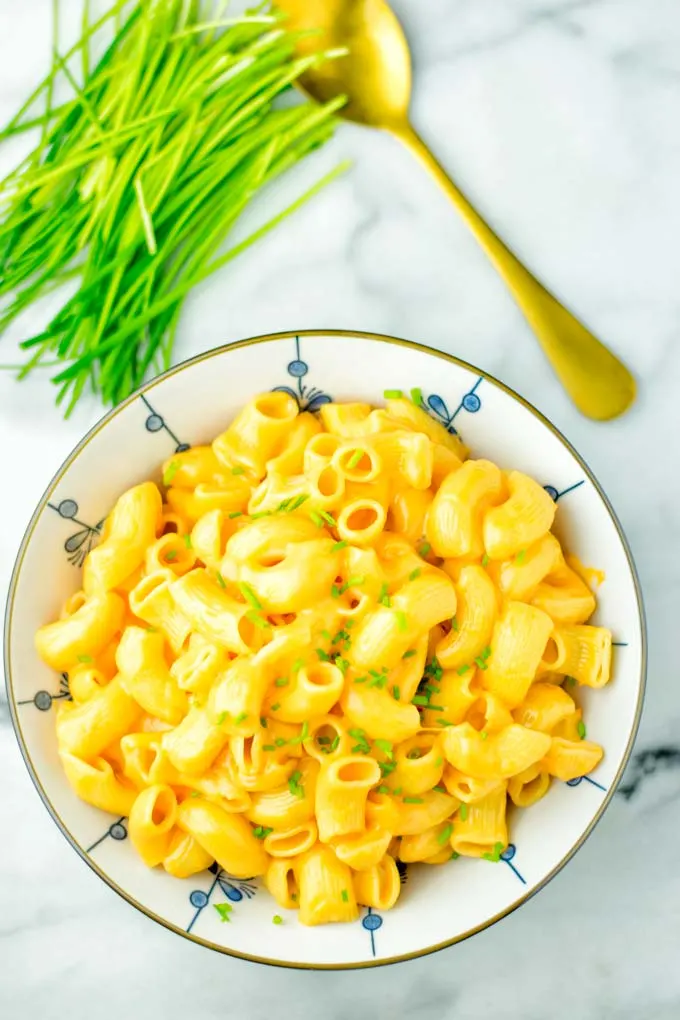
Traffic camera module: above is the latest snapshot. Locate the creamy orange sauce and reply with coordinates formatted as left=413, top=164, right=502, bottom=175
left=566, top=554, right=605, bottom=590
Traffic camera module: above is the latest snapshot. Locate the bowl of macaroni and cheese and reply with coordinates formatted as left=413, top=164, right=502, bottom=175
left=5, top=330, right=646, bottom=968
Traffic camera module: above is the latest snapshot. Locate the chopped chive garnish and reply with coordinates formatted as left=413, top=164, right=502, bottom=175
left=190, top=791, right=201, bottom=798
left=214, top=903, right=233, bottom=922
left=216, top=711, right=227, bottom=725
left=163, top=462, right=179, bottom=486
left=403, top=796, right=424, bottom=804
left=262, top=744, right=276, bottom=751
left=474, top=656, right=488, bottom=671
left=347, top=575, right=365, bottom=588
left=216, top=572, right=227, bottom=589
left=321, top=629, right=332, bottom=641
left=480, top=731, right=488, bottom=741
left=451, top=851, right=460, bottom=860
left=480, top=645, right=492, bottom=661
left=457, top=664, right=471, bottom=675
left=566, top=676, right=577, bottom=687
left=375, top=739, right=393, bottom=759
left=165, top=549, right=178, bottom=561
left=310, top=510, right=325, bottom=528
left=229, top=511, right=243, bottom=519
left=353, top=676, right=368, bottom=684
left=459, top=804, right=469, bottom=821
left=410, top=387, right=423, bottom=407
left=246, top=609, right=271, bottom=630
left=367, top=673, right=389, bottom=689
left=435, top=757, right=444, bottom=767
left=270, top=703, right=281, bottom=712
left=380, top=760, right=397, bottom=776
left=277, top=498, right=293, bottom=512
left=316, top=648, right=331, bottom=662
left=406, top=749, right=422, bottom=760
left=332, top=540, right=348, bottom=551
left=437, top=719, right=454, bottom=727
left=346, top=620, right=355, bottom=629
left=251, top=511, right=273, bottom=519
left=235, top=712, right=248, bottom=724
left=275, top=677, right=289, bottom=688
left=334, top=656, right=350, bottom=675
left=391, top=685, right=401, bottom=700
left=412, top=695, right=429, bottom=706
left=238, top=581, right=262, bottom=610
left=253, top=825, right=273, bottom=840
left=419, top=542, right=431, bottom=558
left=438, top=823, right=453, bottom=845
left=341, top=889, right=349, bottom=903
left=377, top=785, right=390, bottom=795
left=481, top=842, right=505, bottom=863
left=330, top=735, right=340, bottom=752
left=383, top=389, right=403, bottom=399
left=402, top=649, right=416, bottom=659
left=76, top=654, right=93, bottom=664
left=287, top=494, right=310, bottom=511
left=231, top=466, right=246, bottom=476
left=274, top=738, right=286, bottom=747
left=395, top=610, right=408, bottom=632
left=260, top=717, right=267, bottom=728
left=347, top=449, right=364, bottom=470
left=288, top=771, right=304, bottom=798
left=516, top=549, right=527, bottom=564
left=272, top=915, right=283, bottom=925
left=317, top=736, right=331, bottom=745
left=409, top=568, right=421, bottom=581
left=379, top=582, right=391, bottom=607
left=577, top=720, right=587, bottom=739
left=451, top=615, right=459, bottom=632
left=331, top=584, right=342, bottom=599
left=481, top=553, right=490, bottom=567
left=292, top=658, right=304, bottom=674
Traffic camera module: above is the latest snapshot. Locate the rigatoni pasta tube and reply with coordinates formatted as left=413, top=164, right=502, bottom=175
left=391, top=788, right=459, bottom=836
left=539, top=624, right=612, bottom=688
left=55, top=676, right=140, bottom=759
left=341, top=684, right=421, bottom=744
left=482, top=601, right=554, bottom=707
left=116, top=626, right=187, bottom=725
left=170, top=569, right=260, bottom=654
left=482, top=471, right=556, bottom=561
left=435, top=565, right=497, bottom=670
left=128, top=570, right=192, bottom=654
left=442, top=722, right=551, bottom=780
left=541, top=736, right=603, bottom=781
left=163, top=830, right=214, bottom=879
left=508, top=764, right=551, bottom=807
left=212, top=391, right=299, bottom=477
left=128, top=784, right=178, bottom=867
left=450, top=782, right=508, bottom=858
left=263, top=822, right=318, bottom=859
left=83, top=482, right=162, bottom=594
left=59, top=752, right=137, bottom=816
left=425, top=459, right=504, bottom=559
left=161, top=705, right=229, bottom=775
left=315, top=755, right=381, bottom=842
left=177, top=797, right=269, bottom=877
left=297, top=844, right=359, bottom=925
left=35, top=591, right=125, bottom=672
left=333, top=826, right=392, bottom=871
left=353, top=855, right=401, bottom=911
left=513, top=682, right=576, bottom=732
left=246, top=758, right=318, bottom=829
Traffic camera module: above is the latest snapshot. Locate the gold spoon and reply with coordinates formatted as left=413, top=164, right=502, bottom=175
left=277, top=0, right=636, bottom=420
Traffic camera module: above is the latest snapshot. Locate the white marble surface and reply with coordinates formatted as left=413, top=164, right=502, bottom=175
left=1, top=0, right=679, bottom=1016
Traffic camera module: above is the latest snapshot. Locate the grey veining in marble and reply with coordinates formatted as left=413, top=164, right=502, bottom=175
left=1, top=0, right=679, bottom=1017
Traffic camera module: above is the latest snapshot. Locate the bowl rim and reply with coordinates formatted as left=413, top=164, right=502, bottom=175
left=4, top=328, right=647, bottom=970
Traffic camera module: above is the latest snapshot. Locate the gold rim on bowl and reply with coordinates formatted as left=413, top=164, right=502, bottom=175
left=4, top=329, right=647, bottom=970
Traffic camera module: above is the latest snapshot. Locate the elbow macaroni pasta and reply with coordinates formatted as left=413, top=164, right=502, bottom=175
left=38, top=393, right=612, bottom=924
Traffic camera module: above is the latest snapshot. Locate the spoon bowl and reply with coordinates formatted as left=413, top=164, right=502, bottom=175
left=277, top=0, right=636, bottom=421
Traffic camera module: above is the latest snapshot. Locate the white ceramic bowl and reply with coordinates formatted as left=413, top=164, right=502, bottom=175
left=5, top=330, right=646, bottom=969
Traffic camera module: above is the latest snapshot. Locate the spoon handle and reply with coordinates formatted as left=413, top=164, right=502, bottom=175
left=394, top=124, right=636, bottom=421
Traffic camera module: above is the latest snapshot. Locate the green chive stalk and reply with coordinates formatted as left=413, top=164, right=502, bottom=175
left=0, top=1, right=346, bottom=414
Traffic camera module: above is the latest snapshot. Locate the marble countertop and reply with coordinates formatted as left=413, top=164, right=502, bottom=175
left=1, top=0, right=679, bottom=1016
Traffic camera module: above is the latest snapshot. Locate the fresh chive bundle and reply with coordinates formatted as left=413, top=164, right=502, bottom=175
left=0, top=1, right=346, bottom=414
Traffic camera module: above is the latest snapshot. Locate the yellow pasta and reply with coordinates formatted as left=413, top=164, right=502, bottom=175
left=38, top=393, right=611, bottom=925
